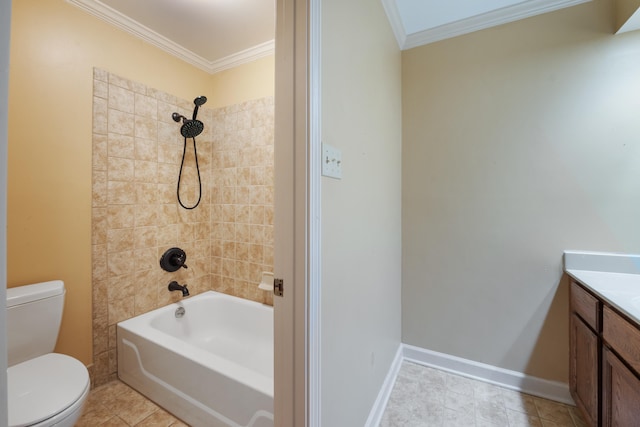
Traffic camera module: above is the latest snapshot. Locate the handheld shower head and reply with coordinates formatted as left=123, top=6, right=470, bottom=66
left=192, top=96, right=207, bottom=120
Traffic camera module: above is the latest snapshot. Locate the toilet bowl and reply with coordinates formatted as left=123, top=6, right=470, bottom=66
left=8, top=353, right=90, bottom=427
left=6, top=281, right=91, bottom=427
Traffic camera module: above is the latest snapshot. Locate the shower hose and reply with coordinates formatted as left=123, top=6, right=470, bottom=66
left=176, top=136, right=202, bottom=210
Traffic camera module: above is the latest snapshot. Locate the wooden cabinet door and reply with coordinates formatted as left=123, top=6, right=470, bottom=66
left=602, top=347, right=640, bottom=427
left=571, top=313, right=599, bottom=426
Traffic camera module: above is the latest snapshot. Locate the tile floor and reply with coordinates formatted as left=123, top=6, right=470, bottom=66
left=380, top=362, right=586, bottom=427
left=76, top=380, right=187, bottom=426
left=77, top=363, right=586, bottom=426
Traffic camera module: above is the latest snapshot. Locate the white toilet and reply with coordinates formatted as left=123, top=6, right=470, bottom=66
left=7, top=280, right=91, bottom=427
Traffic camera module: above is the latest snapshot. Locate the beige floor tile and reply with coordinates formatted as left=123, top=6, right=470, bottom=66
left=380, top=362, right=586, bottom=427
left=75, top=405, right=114, bottom=427
left=475, top=399, right=508, bottom=425
left=501, top=389, right=539, bottom=416
left=534, top=398, right=576, bottom=426
left=507, top=408, right=544, bottom=427
left=99, top=416, right=129, bottom=427
left=443, top=390, right=474, bottom=414
left=134, top=408, right=184, bottom=426
left=443, top=407, right=475, bottom=426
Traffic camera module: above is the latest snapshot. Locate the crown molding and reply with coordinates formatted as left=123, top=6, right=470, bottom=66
left=380, top=0, right=407, bottom=49
left=66, top=0, right=275, bottom=74
left=209, top=40, right=275, bottom=74
left=381, top=0, right=592, bottom=51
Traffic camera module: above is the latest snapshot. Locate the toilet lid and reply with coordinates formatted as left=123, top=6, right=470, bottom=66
left=8, top=353, right=90, bottom=427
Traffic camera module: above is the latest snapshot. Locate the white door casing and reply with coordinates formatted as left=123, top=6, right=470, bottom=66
left=274, top=0, right=322, bottom=426
left=0, top=1, right=11, bottom=426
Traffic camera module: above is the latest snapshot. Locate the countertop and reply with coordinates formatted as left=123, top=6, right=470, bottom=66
left=564, top=250, right=640, bottom=326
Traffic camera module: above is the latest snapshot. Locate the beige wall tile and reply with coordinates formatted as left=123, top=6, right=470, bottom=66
left=107, top=181, right=136, bottom=205
left=135, top=183, right=158, bottom=205
left=108, top=157, right=134, bottom=182
left=134, top=138, right=157, bottom=161
left=108, top=134, right=135, bottom=159
left=135, top=160, right=157, bottom=183
left=93, top=71, right=273, bottom=382
left=93, top=79, right=108, bottom=99
left=93, top=97, right=108, bottom=134
left=92, top=208, right=108, bottom=246
left=109, top=85, right=135, bottom=114
left=92, top=244, right=108, bottom=282
left=108, top=296, right=134, bottom=325
left=107, top=205, right=135, bottom=229
left=134, top=204, right=159, bottom=227
left=92, top=170, right=107, bottom=207
left=135, top=115, right=158, bottom=140
left=93, top=134, right=108, bottom=171
left=106, top=273, right=135, bottom=301
left=107, top=250, right=134, bottom=276
left=106, top=228, right=135, bottom=253
left=134, top=93, right=158, bottom=119
left=134, top=226, right=157, bottom=249
left=108, top=109, right=135, bottom=136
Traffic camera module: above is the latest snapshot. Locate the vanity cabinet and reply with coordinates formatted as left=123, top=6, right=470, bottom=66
left=570, top=280, right=640, bottom=426
left=570, top=282, right=599, bottom=426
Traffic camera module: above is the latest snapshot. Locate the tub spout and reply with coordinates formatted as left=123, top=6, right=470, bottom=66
left=168, top=281, right=189, bottom=297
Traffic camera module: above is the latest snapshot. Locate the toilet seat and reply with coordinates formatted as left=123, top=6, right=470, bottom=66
left=8, top=353, right=90, bottom=427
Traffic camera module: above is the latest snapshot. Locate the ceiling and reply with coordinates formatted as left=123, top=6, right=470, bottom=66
left=67, top=0, right=592, bottom=74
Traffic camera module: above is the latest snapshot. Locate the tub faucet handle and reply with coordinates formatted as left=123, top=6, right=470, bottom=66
left=160, top=247, right=188, bottom=272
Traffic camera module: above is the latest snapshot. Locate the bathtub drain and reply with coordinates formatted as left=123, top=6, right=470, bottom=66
left=175, top=307, right=185, bottom=318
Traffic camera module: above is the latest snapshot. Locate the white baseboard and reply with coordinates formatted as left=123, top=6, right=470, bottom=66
left=364, top=344, right=403, bottom=427
left=366, top=343, right=575, bottom=425
left=402, top=344, right=575, bottom=405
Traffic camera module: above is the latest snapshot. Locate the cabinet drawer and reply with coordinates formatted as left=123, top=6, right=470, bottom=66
left=603, top=306, right=640, bottom=374
left=571, top=281, right=600, bottom=331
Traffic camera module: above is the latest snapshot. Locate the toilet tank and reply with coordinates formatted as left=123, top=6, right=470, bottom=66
left=6, top=280, right=65, bottom=367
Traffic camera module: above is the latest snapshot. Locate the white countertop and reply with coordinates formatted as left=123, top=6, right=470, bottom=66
left=564, top=250, right=640, bottom=326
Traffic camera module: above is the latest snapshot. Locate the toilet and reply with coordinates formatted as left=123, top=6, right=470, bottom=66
left=7, top=280, right=90, bottom=427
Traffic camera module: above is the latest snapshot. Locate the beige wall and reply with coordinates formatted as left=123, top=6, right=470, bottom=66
left=402, top=0, right=640, bottom=383
left=209, top=56, right=275, bottom=109
left=321, top=0, right=402, bottom=424
left=8, top=0, right=273, bottom=366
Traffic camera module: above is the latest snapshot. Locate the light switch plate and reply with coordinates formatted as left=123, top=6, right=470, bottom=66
left=322, top=143, right=342, bottom=179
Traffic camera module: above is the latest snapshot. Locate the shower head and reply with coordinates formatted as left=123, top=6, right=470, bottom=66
left=171, top=111, right=203, bottom=138
left=180, top=119, right=204, bottom=138
left=192, top=96, right=207, bottom=120
left=172, top=95, right=207, bottom=138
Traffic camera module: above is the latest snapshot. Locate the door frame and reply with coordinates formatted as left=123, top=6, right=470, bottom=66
left=274, top=0, right=321, bottom=425
left=0, top=1, right=10, bottom=426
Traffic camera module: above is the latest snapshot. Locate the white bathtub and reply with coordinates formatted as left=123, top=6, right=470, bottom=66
left=117, top=291, right=273, bottom=427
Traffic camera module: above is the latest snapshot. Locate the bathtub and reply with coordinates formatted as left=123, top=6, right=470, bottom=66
left=117, top=291, right=273, bottom=427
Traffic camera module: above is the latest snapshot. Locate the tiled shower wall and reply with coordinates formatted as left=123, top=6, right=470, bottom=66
left=91, top=68, right=274, bottom=387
